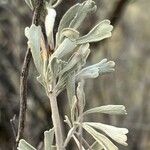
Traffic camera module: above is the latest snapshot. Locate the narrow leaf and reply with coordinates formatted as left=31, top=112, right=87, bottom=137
left=84, top=105, right=127, bottom=115
left=89, top=141, right=103, bottom=150
left=25, top=24, right=42, bottom=74
left=17, top=139, right=36, bottom=150
left=85, top=122, right=128, bottom=146
left=66, top=72, right=76, bottom=108
left=45, top=7, right=56, bottom=49
left=44, top=128, right=55, bottom=150
left=83, top=124, right=118, bottom=150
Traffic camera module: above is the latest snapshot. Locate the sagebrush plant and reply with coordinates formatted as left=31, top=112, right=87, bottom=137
left=18, top=0, right=128, bottom=150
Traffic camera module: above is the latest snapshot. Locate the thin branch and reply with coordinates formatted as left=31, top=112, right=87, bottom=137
left=16, top=0, right=44, bottom=146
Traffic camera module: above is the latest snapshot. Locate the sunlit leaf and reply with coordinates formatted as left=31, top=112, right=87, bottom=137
left=53, top=38, right=77, bottom=59
left=18, top=139, right=36, bottom=150
left=89, top=141, right=103, bottom=150
left=76, top=20, right=113, bottom=44
left=45, top=7, right=56, bottom=49
left=60, top=28, right=79, bottom=43
left=66, top=72, right=76, bottom=108
left=77, top=81, right=85, bottom=111
left=84, top=122, right=128, bottom=146
left=25, top=24, right=43, bottom=74
left=76, top=59, right=115, bottom=80
left=84, top=105, right=127, bottom=115
left=83, top=124, right=118, bottom=150
left=71, top=96, right=78, bottom=122
left=69, top=0, right=97, bottom=29
left=56, top=0, right=96, bottom=45
left=44, top=128, right=55, bottom=150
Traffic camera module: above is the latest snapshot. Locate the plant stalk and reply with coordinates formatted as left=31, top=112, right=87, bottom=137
left=48, top=92, right=65, bottom=150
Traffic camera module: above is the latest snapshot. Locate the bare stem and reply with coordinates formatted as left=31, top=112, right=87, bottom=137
left=48, top=92, right=65, bottom=150
left=16, top=49, right=32, bottom=145
left=16, top=0, right=44, bottom=146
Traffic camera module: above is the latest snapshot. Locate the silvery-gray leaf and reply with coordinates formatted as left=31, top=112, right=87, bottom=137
left=77, top=81, right=85, bottom=111
left=58, top=52, right=82, bottom=76
left=49, top=57, right=67, bottom=78
left=84, top=122, right=128, bottom=146
left=25, top=24, right=42, bottom=74
left=54, top=72, right=68, bottom=95
left=44, top=128, right=55, bottom=150
left=69, top=0, right=97, bottom=29
left=45, top=7, right=56, bottom=49
left=82, top=124, right=118, bottom=150
left=66, top=72, right=75, bottom=108
left=77, top=43, right=90, bottom=66
left=25, top=0, right=34, bottom=10
left=76, top=20, right=113, bottom=44
left=17, top=139, right=36, bottom=150
left=76, top=59, right=115, bottom=80
left=71, top=96, right=78, bottom=122
left=89, top=141, right=103, bottom=150
left=84, top=105, right=127, bottom=115
left=56, top=3, right=80, bottom=45
left=56, top=0, right=96, bottom=45
left=60, top=28, right=79, bottom=43
left=53, top=38, right=77, bottom=59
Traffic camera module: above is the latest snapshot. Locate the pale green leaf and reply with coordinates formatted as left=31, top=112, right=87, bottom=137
left=59, top=28, right=79, bottom=43
left=53, top=38, right=77, bottom=59
left=44, top=128, right=55, bottom=150
left=56, top=3, right=80, bottom=45
left=17, top=139, right=36, bottom=150
left=71, top=96, right=78, bottom=122
left=76, top=20, right=113, bottom=44
left=56, top=0, right=96, bottom=45
left=84, top=122, right=128, bottom=146
left=25, top=24, right=43, bottom=74
left=66, top=72, right=76, bottom=108
left=45, top=7, right=56, bottom=48
left=76, top=59, right=115, bottom=80
left=83, top=124, right=118, bottom=150
left=77, top=81, right=85, bottom=111
left=84, top=105, right=127, bottom=115
left=89, top=141, right=103, bottom=150
left=69, top=0, right=97, bottom=29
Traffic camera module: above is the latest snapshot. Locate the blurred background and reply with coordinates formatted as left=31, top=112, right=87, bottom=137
left=0, top=0, right=150, bottom=149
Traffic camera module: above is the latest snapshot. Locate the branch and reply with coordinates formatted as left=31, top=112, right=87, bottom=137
left=16, top=0, right=44, bottom=146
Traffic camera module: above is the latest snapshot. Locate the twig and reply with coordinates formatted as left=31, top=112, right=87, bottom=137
left=16, top=0, right=44, bottom=146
